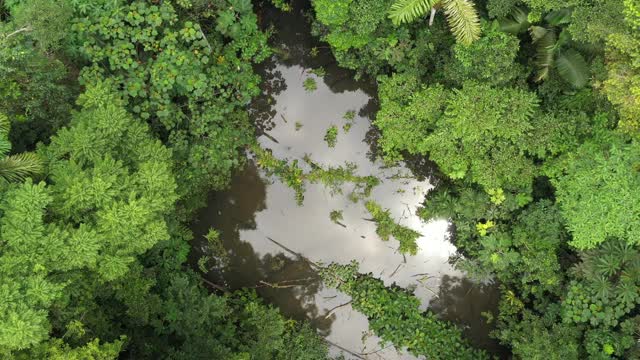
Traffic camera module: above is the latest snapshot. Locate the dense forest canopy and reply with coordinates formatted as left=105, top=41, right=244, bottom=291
left=0, top=0, right=639, bottom=359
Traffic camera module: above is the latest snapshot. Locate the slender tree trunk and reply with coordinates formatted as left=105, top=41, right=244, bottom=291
left=3, top=25, right=33, bottom=39
left=429, top=8, right=437, bottom=26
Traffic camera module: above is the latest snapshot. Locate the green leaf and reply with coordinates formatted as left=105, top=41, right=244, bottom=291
left=442, top=0, right=481, bottom=45
left=0, top=153, right=43, bottom=183
left=532, top=28, right=556, bottom=82
left=499, top=7, right=529, bottom=34
left=556, top=49, right=589, bottom=88
left=544, top=8, right=572, bottom=26
left=388, top=0, right=437, bottom=25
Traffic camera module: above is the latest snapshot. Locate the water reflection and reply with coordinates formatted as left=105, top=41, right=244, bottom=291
left=191, top=0, right=502, bottom=358
left=251, top=59, right=286, bottom=135
left=430, top=275, right=508, bottom=357
left=191, top=162, right=333, bottom=334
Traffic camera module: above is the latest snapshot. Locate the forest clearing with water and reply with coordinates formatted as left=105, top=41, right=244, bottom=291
left=0, top=0, right=639, bottom=359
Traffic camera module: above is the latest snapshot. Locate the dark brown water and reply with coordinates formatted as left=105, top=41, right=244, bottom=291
left=191, top=1, right=504, bottom=358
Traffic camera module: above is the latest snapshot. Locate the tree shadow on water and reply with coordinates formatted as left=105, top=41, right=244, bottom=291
left=190, top=160, right=334, bottom=335
left=429, top=275, right=510, bottom=359
left=250, top=54, right=287, bottom=135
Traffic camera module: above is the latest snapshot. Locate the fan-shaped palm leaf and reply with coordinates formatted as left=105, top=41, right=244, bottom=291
left=592, top=276, right=612, bottom=300
left=0, top=152, right=43, bottom=183
left=556, top=49, right=589, bottom=88
left=616, top=281, right=637, bottom=305
left=389, top=0, right=437, bottom=25
left=442, top=0, right=480, bottom=45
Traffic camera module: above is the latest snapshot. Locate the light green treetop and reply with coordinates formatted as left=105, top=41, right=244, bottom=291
left=553, top=136, right=640, bottom=249
left=0, top=83, right=177, bottom=356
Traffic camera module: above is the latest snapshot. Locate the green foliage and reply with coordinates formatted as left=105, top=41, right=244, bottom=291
left=389, top=0, right=480, bottom=45
left=445, top=21, right=521, bottom=86
left=270, top=0, right=292, bottom=12
left=306, top=161, right=380, bottom=200
left=312, top=0, right=353, bottom=26
left=131, top=274, right=330, bottom=359
left=254, top=148, right=379, bottom=205
left=442, top=0, right=481, bottom=45
left=553, top=137, right=640, bottom=249
left=604, top=0, right=640, bottom=135
left=531, top=27, right=589, bottom=88
left=318, top=0, right=640, bottom=358
left=466, top=201, right=565, bottom=296
left=29, top=338, right=124, bottom=360
left=303, top=77, right=318, bottom=92
left=389, top=0, right=437, bottom=25
left=319, top=261, right=488, bottom=359
left=556, top=49, right=590, bottom=88
left=487, top=0, right=520, bottom=19
left=518, top=0, right=627, bottom=45
left=377, top=77, right=543, bottom=193
left=0, top=2, right=340, bottom=359
left=312, top=0, right=422, bottom=77
left=323, top=125, right=338, bottom=147
left=562, top=240, right=640, bottom=327
left=309, top=67, right=326, bottom=77
left=74, top=0, right=270, bottom=206
left=365, top=201, right=420, bottom=254
left=8, top=0, right=72, bottom=50
left=0, top=29, right=76, bottom=152
left=254, top=146, right=306, bottom=205
left=0, top=114, right=42, bottom=182
left=1, top=0, right=638, bottom=358
left=201, top=228, right=229, bottom=270
left=374, top=73, right=448, bottom=160
left=0, top=152, right=43, bottom=184
left=343, top=110, right=356, bottom=120
left=0, top=83, right=176, bottom=356
left=498, top=310, right=582, bottom=360
left=498, top=7, right=530, bottom=33
left=329, top=210, right=344, bottom=224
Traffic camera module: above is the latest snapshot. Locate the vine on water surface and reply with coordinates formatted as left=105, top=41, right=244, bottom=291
left=319, top=261, right=488, bottom=360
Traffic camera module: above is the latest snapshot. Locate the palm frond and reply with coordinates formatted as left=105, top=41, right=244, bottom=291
left=544, top=8, right=572, bottom=26
left=0, top=152, right=43, bottom=183
left=556, top=49, right=589, bottom=88
left=0, top=113, right=9, bottom=134
left=0, top=139, right=11, bottom=157
left=532, top=28, right=557, bottom=82
left=388, top=0, right=437, bottom=25
left=442, top=0, right=481, bottom=45
left=499, top=7, right=529, bottom=34
left=529, top=26, right=548, bottom=42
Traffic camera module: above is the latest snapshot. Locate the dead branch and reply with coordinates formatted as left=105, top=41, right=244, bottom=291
left=257, top=280, right=299, bottom=289
left=324, top=300, right=353, bottom=319
left=324, top=339, right=366, bottom=360
left=389, top=263, right=403, bottom=278
left=3, top=25, right=33, bottom=40
left=200, top=278, right=229, bottom=293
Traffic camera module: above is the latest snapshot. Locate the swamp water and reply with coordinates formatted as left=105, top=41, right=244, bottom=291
left=191, top=2, right=504, bottom=358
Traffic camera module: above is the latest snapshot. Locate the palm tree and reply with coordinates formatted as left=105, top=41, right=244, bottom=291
left=388, top=0, right=481, bottom=45
left=500, top=8, right=589, bottom=88
left=0, top=114, right=42, bottom=183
